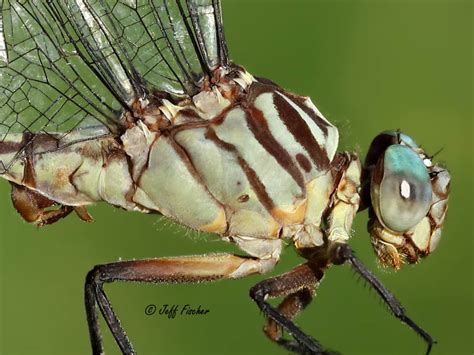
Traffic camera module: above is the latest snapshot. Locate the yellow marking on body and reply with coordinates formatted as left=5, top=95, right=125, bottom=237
left=269, top=218, right=281, bottom=238
left=304, top=173, right=333, bottom=225
left=228, top=209, right=281, bottom=238
left=271, top=199, right=307, bottom=226
left=199, top=207, right=227, bottom=233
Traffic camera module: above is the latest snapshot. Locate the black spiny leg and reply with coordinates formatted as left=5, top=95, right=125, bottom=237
left=249, top=263, right=336, bottom=355
left=332, top=243, right=436, bottom=355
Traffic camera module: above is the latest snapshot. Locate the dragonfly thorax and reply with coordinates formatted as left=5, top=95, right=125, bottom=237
left=0, top=68, right=364, bottom=263
left=118, top=73, right=355, bottom=258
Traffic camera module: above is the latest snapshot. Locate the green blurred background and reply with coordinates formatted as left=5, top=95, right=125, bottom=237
left=0, top=0, right=472, bottom=354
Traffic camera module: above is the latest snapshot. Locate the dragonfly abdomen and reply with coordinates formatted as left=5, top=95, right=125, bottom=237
left=0, top=132, right=138, bottom=211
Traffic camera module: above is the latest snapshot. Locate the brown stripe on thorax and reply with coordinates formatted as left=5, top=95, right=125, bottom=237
left=284, top=91, right=332, bottom=136
left=296, top=153, right=312, bottom=173
left=204, top=127, right=275, bottom=214
left=243, top=105, right=305, bottom=193
left=273, top=92, right=330, bottom=170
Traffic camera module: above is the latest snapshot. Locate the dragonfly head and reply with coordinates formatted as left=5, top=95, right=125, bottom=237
left=362, top=131, right=450, bottom=269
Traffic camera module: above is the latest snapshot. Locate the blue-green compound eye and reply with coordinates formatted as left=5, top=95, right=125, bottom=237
left=380, top=130, right=420, bottom=149
left=372, top=144, right=432, bottom=233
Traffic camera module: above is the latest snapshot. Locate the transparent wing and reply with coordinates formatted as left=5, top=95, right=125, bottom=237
left=50, top=0, right=229, bottom=99
left=0, top=1, right=124, bottom=138
left=0, top=0, right=229, bottom=172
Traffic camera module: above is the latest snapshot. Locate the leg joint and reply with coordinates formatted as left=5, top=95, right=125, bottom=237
left=86, top=265, right=109, bottom=286
left=330, top=242, right=352, bottom=265
left=249, top=283, right=268, bottom=302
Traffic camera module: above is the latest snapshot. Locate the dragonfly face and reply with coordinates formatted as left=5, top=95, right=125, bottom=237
left=0, top=1, right=450, bottom=354
left=363, top=131, right=451, bottom=269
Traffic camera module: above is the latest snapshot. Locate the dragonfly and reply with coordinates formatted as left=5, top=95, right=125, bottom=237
left=0, top=1, right=450, bottom=354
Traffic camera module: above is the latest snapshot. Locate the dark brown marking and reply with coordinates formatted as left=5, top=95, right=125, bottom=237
left=237, top=155, right=275, bottom=213
left=246, top=82, right=277, bottom=102
left=244, top=106, right=305, bottom=193
left=209, top=104, right=238, bottom=126
left=176, top=108, right=202, bottom=120
left=29, top=133, right=60, bottom=152
left=205, top=128, right=275, bottom=213
left=168, top=134, right=209, bottom=187
left=22, top=134, right=37, bottom=188
left=296, top=153, right=312, bottom=173
left=166, top=120, right=209, bottom=135
left=238, top=194, right=249, bottom=203
left=23, top=154, right=36, bottom=188
left=2, top=131, right=34, bottom=156
left=273, top=92, right=329, bottom=170
left=104, top=146, right=127, bottom=163
left=0, top=141, right=22, bottom=154
left=78, top=143, right=103, bottom=161
left=68, top=164, right=82, bottom=193
left=164, top=102, right=237, bottom=135
left=329, top=153, right=351, bottom=182
left=284, top=91, right=331, bottom=136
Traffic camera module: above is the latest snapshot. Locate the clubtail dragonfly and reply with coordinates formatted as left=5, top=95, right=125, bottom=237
left=0, top=1, right=450, bottom=354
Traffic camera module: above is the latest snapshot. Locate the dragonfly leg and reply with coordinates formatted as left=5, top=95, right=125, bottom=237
left=36, top=205, right=92, bottom=226
left=10, top=182, right=72, bottom=225
left=85, top=253, right=278, bottom=355
left=332, top=243, right=436, bottom=355
left=10, top=182, right=92, bottom=226
left=36, top=205, right=74, bottom=226
left=264, top=287, right=321, bottom=354
left=72, top=206, right=93, bottom=223
left=249, top=263, right=336, bottom=355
